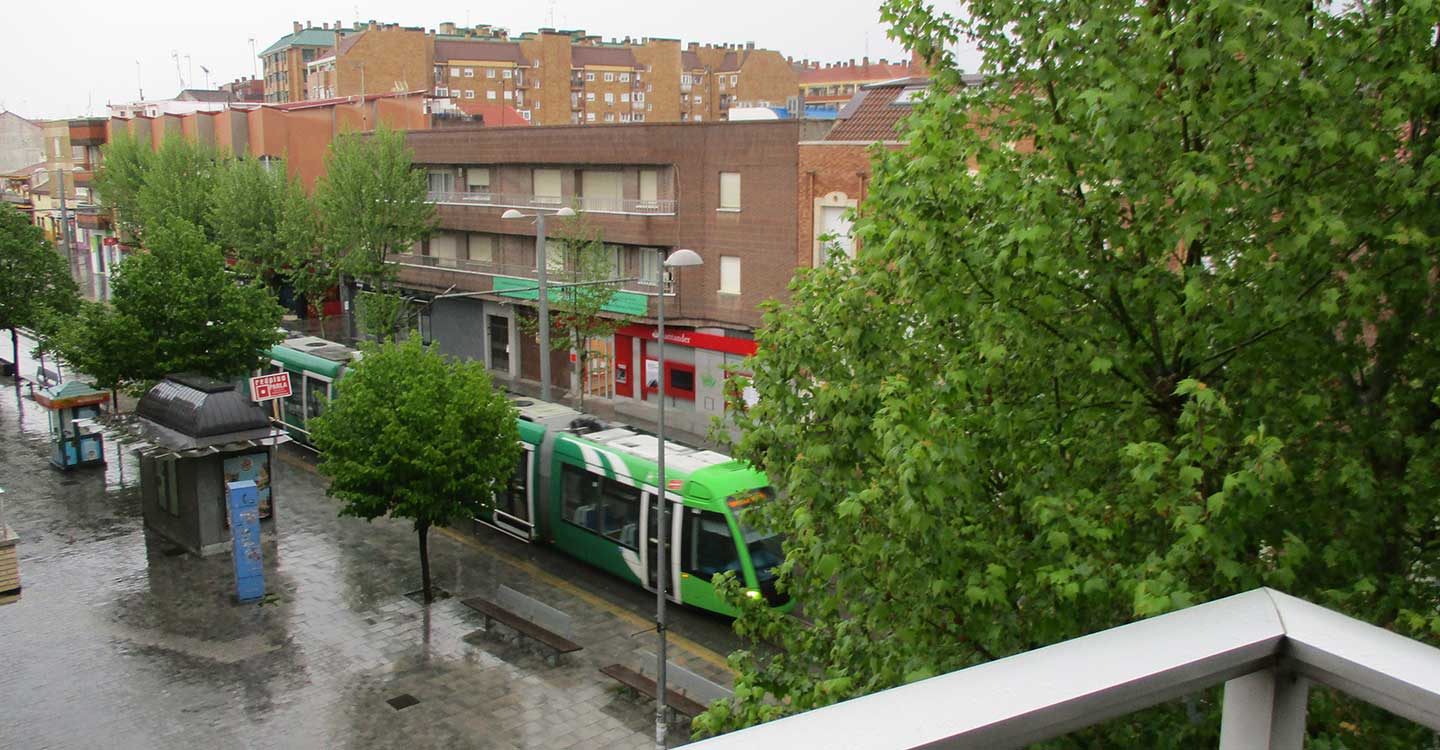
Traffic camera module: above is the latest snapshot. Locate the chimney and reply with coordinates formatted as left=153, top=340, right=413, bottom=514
left=306, top=20, right=312, bottom=28
left=862, top=56, right=869, bottom=66
left=292, top=21, right=302, bottom=33
left=322, top=22, right=329, bottom=29
left=688, top=41, right=698, bottom=50
left=368, top=20, right=378, bottom=31
left=497, top=29, right=508, bottom=40
left=910, top=47, right=929, bottom=76
left=746, top=41, right=755, bottom=51
left=439, top=21, right=456, bottom=35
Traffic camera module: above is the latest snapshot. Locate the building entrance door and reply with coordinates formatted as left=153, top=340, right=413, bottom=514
left=487, top=315, right=510, bottom=374
left=583, top=338, right=614, bottom=400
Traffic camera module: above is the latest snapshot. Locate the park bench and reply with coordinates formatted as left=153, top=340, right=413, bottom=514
left=461, top=585, right=582, bottom=665
left=600, top=653, right=732, bottom=721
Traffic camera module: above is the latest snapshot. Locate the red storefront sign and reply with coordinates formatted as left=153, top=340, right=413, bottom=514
left=614, top=324, right=757, bottom=356
left=102, top=237, right=118, bottom=246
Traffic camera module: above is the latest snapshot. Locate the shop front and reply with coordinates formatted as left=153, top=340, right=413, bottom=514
left=611, top=324, right=757, bottom=435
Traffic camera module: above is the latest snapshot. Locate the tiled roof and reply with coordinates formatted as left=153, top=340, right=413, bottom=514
left=572, top=46, right=637, bottom=68
left=715, top=51, right=742, bottom=72
left=435, top=39, right=526, bottom=64
left=260, top=28, right=339, bottom=57
left=824, top=79, right=927, bottom=143
left=799, top=62, right=914, bottom=86
left=681, top=51, right=703, bottom=70
left=454, top=102, right=531, bottom=126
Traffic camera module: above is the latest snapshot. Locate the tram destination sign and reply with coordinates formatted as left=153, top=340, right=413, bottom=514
left=249, top=372, right=293, bottom=403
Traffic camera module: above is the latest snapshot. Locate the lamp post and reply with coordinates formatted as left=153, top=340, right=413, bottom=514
left=53, top=166, right=80, bottom=262
left=653, top=247, right=703, bottom=750
left=502, top=206, right=577, bottom=402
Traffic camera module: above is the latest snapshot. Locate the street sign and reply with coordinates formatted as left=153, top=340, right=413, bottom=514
left=248, top=372, right=292, bottom=402
left=225, top=480, right=265, bottom=603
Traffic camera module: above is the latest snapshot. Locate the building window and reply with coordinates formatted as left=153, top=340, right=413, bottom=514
left=503, top=91, right=512, bottom=100
left=487, top=90, right=496, bottom=100
left=604, top=93, right=614, bottom=104
left=639, top=248, right=661, bottom=286
left=486, top=68, right=495, bottom=78
left=682, top=74, right=692, bottom=85
left=620, top=73, right=630, bottom=82
left=586, top=112, right=596, bottom=122
left=502, top=69, right=512, bottom=79
left=465, top=68, right=475, bottom=77
left=533, top=168, right=562, bottom=203
left=428, top=171, right=456, bottom=193
left=521, top=110, right=532, bottom=120
left=466, top=167, right=491, bottom=192
left=695, top=96, right=702, bottom=105
left=639, top=170, right=658, bottom=204
left=730, top=74, right=738, bottom=85
left=719, top=172, right=741, bottom=210
left=603, top=72, right=613, bottom=82
left=585, top=71, right=595, bottom=81
left=620, top=93, right=629, bottom=103
left=604, top=113, right=615, bottom=122
left=468, top=233, right=495, bottom=263
left=634, top=113, right=645, bottom=122
left=586, top=92, right=595, bottom=102
left=449, top=67, right=460, bottom=77
left=466, top=90, right=476, bottom=99
left=694, top=115, right=702, bottom=121
left=720, top=256, right=741, bottom=294
left=634, top=92, right=645, bottom=103
left=621, top=113, right=632, bottom=122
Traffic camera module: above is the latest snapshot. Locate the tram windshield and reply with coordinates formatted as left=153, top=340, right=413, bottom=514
left=727, top=487, right=784, bottom=582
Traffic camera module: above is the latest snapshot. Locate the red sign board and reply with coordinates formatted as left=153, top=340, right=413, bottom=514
left=249, top=372, right=293, bottom=402
left=615, top=324, right=758, bottom=357
left=102, top=237, right=118, bottom=246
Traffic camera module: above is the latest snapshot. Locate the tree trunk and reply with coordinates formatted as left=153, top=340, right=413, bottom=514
left=111, top=388, right=119, bottom=413
left=417, top=520, right=433, bottom=604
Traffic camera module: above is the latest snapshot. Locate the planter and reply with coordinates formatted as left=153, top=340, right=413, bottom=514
left=0, top=525, right=19, bottom=598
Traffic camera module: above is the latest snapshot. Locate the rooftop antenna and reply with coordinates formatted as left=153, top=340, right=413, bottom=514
left=171, top=50, right=185, bottom=88
left=248, top=37, right=257, bottom=77
left=548, top=0, right=557, bottom=27
left=186, top=55, right=194, bottom=88
left=136, top=60, right=145, bottom=99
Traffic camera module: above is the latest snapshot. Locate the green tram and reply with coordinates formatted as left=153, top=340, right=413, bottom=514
left=261, top=336, right=789, bottom=616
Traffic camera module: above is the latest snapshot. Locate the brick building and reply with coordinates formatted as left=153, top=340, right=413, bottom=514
left=398, top=120, right=827, bottom=433
left=265, top=20, right=801, bottom=125
left=260, top=22, right=342, bottom=103
left=797, top=57, right=918, bottom=111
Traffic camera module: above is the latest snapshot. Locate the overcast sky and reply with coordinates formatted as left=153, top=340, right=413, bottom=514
left=1, top=0, right=979, bottom=120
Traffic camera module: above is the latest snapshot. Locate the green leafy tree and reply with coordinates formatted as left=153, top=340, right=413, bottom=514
left=0, top=204, right=79, bottom=371
left=354, top=289, right=414, bottom=343
left=700, top=1, right=1440, bottom=747
left=93, top=128, right=154, bottom=242
left=49, top=300, right=134, bottom=400
left=272, top=183, right=342, bottom=337
left=209, top=156, right=310, bottom=282
left=518, top=214, right=631, bottom=408
left=57, top=220, right=284, bottom=390
left=314, top=124, right=434, bottom=287
left=309, top=335, right=521, bottom=603
left=133, top=136, right=219, bottom=242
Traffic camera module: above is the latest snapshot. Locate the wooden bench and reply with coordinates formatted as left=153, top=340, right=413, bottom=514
left=461, top=587, right=582, bottom=665
left=600, top=663, right=710, bottom=720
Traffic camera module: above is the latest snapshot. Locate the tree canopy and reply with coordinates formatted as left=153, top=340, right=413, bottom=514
left=309, top=335, right=521, bottom=602
left=0, top=203, right=78, bottom=368
left=208, top=156, right=312, bottom=282
left=314, top=125, right=434, bottom=286
left=53, top=220, right=284, bottom=390
left=700, top=0, right=1440, bottom=746
left=132, top=136, right=219, bottom=243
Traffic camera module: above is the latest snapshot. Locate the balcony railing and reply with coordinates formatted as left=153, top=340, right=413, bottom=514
left=687, top=588, right=1440, bottom=750
left=391, top=252, right=665, bottom=296
left=426, top=190, right=677, bottom=216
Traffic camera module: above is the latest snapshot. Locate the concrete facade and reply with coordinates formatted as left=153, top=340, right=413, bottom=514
left=0, top=111, right=44, bottom=175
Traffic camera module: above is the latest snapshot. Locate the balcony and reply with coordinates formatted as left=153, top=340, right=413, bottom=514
left=427, top=190, right=676, bottom=216
left=570, top=75, right=585, bottom=88
left=73, top=205, right=112, bottom=230
left=390, top=253, right=663, bottom=309
left=74, top=170, right=95, bottom=188
left=68, top=120, right=107, bottom=146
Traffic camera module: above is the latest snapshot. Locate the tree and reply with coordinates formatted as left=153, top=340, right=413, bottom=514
left=93, top=128, right=154, bottom=243
left=48, top=300, right=134, bottom=400
left=309, top=335, right=521, bottom=603
left=209, top=156, right=310, bottom=283
left=699, top=1, right=1440, bottom=747
left=0, top=204, right=78, bottom=371
left=354, top=289, right=415, bottom=343
left=56, top=220, right=284, bottom=390
left=133, top=136, right=219, bottom=242
left=518, top=213, right=631, bottom=408
left=314, top=124, right=434, bottom=287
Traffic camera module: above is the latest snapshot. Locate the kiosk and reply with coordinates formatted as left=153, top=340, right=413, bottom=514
left=34, top=381, right=108, bottom=470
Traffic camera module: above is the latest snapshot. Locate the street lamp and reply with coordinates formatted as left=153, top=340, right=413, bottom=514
left=653, top=246, right=702, bottom=750
left=53, top=165, right=83, bottom=263
left=502, top=205, right=577, bottom=401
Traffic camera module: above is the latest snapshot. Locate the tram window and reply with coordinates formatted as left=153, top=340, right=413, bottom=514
left=599, top=478, right=639, bottom=549
left=561, top=464, right=603, bottom=533
left=282, top=372, right=305, bottom=423
left=682, top=510, right=742, bottom=577
left=304, top=377, right=328, bottom=421
left=495, top=452, right=528, bottom=518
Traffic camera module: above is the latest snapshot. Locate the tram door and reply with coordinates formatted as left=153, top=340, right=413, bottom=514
left=643, top=491, right=682, bottom=603
left=490, top=449, right=535, bottom=541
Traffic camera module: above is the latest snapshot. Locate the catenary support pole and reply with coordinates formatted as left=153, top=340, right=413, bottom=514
left=536, top=212, right=552, bottom=401
left=654, top=246, right=669, bottom=750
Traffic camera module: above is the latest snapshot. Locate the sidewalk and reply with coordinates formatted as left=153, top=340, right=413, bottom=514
left=0, top=379, right=738, bottom=750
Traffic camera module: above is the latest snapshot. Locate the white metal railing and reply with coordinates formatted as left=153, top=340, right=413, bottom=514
left=688, top=588, right=1440, bottom=749
left=425, top=190, right=677, bottom=216
left=390, top=253, right=665, bottom=295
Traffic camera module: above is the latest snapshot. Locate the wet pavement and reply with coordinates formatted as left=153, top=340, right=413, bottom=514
left=0, top=342, right=740, bottom=750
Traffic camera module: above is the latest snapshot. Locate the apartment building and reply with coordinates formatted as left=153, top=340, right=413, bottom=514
left=268, top=20, right=801, bottom=125
left=397, top=120, right=820, bottom=434
left=797, top=57, right=918, bottom=111
left=261, top=22, right=342, bottom=103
